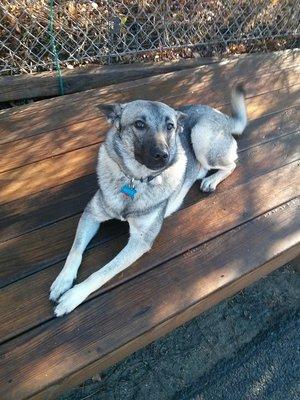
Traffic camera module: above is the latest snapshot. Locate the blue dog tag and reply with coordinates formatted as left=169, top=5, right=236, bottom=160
left=121, top=184, right=137, bottom=199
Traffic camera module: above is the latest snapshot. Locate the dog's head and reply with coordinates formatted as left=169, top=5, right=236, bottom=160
left=98, top=100, right=187, bottom=171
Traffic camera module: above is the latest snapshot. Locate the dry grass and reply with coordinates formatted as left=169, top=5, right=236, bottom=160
left=0, top=0, right=299, bottom=74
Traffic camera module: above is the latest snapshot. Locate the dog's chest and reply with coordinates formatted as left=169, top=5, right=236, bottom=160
left=97, top=143, right=188, bottom=220
left=102, top=177, right=167, bottom=219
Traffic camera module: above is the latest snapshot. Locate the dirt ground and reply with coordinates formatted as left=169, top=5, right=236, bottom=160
left=59, top=262, right=300, bottom=400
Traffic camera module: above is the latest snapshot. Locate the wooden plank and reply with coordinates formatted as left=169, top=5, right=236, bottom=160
left=1, top=161, right=299, bottom=343
left=1, top=49, right=298, bottom=119
left=238, top=105, right=300, bottom=149
left=38, top=245, right=299, bottom=400
left=1, top=95, right=299, bottom=176
left=0, top=119, right=105, bottom=173
left=0, top=174, right=97, bottom=242
left=0, top=197, right=298, bottom=400
left=0, top=57, right=217, bottom=103
left=0, top=85, right=299, bottom=206
left=0, top=131, right=298, bottom=288
left=1, top=60, right=299, bottom=145
left=1, top=50, right=298, bottom=102
left=1, top=80, right=300, bottom=174
left=0, top=143, right=98, bottom=205
left=1, top=105, right=299, bottom=242
left=1, top=65, right=299, bottom=146
left=0, top=51, right=298, bottom=400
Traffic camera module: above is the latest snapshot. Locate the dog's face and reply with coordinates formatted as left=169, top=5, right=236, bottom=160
left=99, top=100, right=187, bottom=170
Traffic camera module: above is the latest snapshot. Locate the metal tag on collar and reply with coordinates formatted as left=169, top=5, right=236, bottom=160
left=121, top=178, right=137, bottom=199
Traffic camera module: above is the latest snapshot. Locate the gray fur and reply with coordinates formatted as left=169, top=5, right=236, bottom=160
left=50, top=86, right=247, bottom=316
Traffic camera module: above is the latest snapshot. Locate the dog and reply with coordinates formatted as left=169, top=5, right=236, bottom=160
left=50, top=84, right=247, bottom=316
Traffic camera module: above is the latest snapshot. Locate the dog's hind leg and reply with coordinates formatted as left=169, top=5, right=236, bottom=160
left=200, top=162, right=236, bottom=193
left=196, top=128, right=238, bottom=193
left=54, top=207, right=164, bottom=316
left=197, top=166, right=208, bottom=180
left=50, top=196, right=108, bottom=302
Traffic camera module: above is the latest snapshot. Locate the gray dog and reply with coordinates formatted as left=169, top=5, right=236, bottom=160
left=50, top=84, right=247, bottom=316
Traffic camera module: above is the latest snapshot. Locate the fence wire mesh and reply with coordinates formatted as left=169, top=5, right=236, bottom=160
left=0, top=0, right=299, bottom=75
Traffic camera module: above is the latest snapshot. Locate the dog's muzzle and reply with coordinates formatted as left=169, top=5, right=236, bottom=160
left=135, top=143, right=169, bottom=170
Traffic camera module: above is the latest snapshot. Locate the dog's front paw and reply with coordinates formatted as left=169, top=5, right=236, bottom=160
left=54, top=284, right=88, bottom=317
left=50, top=273, right=75, bottom=302
left=200, top=176, right=217, bottom=193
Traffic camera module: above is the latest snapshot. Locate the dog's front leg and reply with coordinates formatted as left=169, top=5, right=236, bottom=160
left=50, top=198, right=109, bottom=302
left=54, top=208, right=164, bottom=316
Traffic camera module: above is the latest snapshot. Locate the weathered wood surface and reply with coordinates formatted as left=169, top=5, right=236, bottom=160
left=1, top=84, right=299, bottom=205
left=0, top=200, right=298, bottom=400
left=0, top=51, right=299, bottom=400
left=0, top=51, right=299, bottom=144
left=0, top=161, right=299, bottom=344
left=1, top=132, right=299, bottom=287
left=0, top=56, right=217, bottom=102
left=0, top=49, right=297, bottom=102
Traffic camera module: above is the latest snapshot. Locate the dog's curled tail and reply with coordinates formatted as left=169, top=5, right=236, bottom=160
left=230, top=83, right=247, bottom=135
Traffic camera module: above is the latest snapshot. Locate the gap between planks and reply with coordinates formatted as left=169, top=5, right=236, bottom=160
left=0, top=130, right=298, bottom=287
left=1, top=102, right=299, bottom=238
left=0, top=196, right=298, bottom=400
left=0, top=160, right=299, bottom=345
left=0, top=49, right=299, bottom=120
left=1, top=49, right=298, bottom=102
left=1, top=77, right=300, bottom=173
left=0, top=60, right=299, bottom=145
left=0, top=84, right=299, bottom=206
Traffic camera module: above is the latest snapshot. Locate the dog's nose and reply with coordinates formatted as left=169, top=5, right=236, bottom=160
left=151, top=147, right=169, bottom=163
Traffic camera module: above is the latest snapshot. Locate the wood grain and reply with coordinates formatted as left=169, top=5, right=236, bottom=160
left=1, top=49, right=297, bottom=102
left=0, top=52, right=299, bottom=400
left=0, top=85, right=299, bottom=206
left=0, top=57, right=217, bottom=102
left=1, top=105, right=299, bottom=242
left=0, top=119, right=106, bottom=173
left=1, top=49, right=298, bottom=118
left=0, top=132, right=298, bottom=287
left=0, top=144, right=98, bottom=205
left=0, top=174, right=97, bottom=242
left=1, top=160, right=299, bottom=343
left=0, top=197, right=298, bottom=400
left=0, top=61, right=299, bottom=144
left=1, top=89, right=299, bottom=175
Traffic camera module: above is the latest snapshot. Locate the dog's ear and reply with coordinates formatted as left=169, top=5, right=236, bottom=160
left=97, top=103, right=124, bottom=125
left=176, top=111, right=188, bottom=123
left=176, top=111, right=188, bottom=132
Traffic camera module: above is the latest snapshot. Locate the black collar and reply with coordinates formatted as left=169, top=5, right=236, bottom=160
left=120, top=170, right=159, bottom=184
left=134, top=174, right=156, bottom=183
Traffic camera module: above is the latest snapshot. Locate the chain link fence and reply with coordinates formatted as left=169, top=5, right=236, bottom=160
left=1, top=0, right=299, bottom=75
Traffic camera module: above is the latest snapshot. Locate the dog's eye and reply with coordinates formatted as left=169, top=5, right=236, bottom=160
left=134, top=120, right=145, bottom=129
left=167, top=123, right=174, bottom=131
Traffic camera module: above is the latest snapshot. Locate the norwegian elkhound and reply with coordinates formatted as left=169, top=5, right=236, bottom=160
left=50, top=84, right=247, bottom=316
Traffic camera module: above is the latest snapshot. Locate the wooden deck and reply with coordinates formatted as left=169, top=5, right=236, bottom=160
left=0, top=51, right=299, bottom=400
